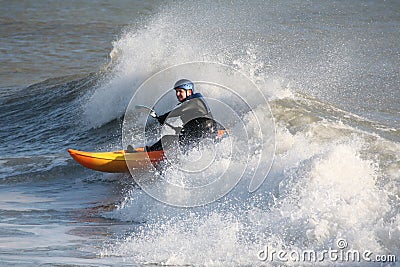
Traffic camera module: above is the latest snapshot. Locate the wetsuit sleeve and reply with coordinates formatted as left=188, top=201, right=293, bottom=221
left=156, top=111, right=170, bottom=125
left=157, top=103, right=185, bottom=124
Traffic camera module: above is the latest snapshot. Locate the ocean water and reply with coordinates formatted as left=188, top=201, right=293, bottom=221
left=0, top=0, right=399, bottom=266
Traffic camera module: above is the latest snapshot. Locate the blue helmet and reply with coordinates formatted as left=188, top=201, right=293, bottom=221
left=174, top=79, right=194, bottom=92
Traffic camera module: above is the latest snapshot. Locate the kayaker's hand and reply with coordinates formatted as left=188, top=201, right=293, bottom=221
left=150, top=110, right=157, bottom=118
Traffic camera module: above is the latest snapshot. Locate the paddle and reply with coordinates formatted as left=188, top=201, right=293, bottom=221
left=135, top=105, right=157, bottom=118
left=134, top=105, right=181, bottom=134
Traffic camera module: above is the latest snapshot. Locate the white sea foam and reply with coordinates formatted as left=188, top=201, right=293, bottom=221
left=81, top=2, right=289, bottom=130
left=100, top=115, right=399, bottom=265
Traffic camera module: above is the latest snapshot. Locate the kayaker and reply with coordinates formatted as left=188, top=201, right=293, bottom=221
left=145, top=79, right=217, bottom=151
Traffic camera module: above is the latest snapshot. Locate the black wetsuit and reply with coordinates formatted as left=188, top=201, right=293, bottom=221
left=147, top=93, right=216, bottom=151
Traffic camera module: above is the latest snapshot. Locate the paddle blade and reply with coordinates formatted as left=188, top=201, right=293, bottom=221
left=135, top=105, right=157, bottom=118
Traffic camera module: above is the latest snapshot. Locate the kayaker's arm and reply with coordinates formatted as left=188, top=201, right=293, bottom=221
left=155, top=111, right=170, bottom=125
left=153, top=111, right=180, bottom=134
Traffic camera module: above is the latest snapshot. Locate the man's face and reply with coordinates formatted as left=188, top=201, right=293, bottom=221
left=175, top=88, right=192, bottom=102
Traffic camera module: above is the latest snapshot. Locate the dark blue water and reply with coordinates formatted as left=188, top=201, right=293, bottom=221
left=0, top=1, right=399, bottom=266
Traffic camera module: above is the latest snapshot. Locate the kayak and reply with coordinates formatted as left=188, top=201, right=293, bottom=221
left=68, top=148, right=164, bottom=173
left=68, top=130, right=227, bottom=173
